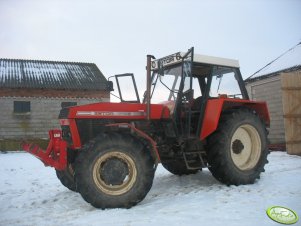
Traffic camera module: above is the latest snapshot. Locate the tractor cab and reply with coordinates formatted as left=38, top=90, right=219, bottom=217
left=111, top=47, right=263, bottom=140
left=143, top=48, right=250, bottom=138
left=147, top=48, right=249, bottom=103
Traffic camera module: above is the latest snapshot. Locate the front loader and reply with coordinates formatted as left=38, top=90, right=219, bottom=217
left=22, top=47, right=270, bottom=209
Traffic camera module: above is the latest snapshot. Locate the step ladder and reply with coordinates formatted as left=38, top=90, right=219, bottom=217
left=183, top=151, right=206, bottom=170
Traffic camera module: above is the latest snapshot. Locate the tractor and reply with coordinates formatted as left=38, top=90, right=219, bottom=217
left=22, top=47, right=270, bottom=209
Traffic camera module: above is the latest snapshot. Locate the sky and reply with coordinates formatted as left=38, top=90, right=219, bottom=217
left=0, top=0, right=300, bottom=100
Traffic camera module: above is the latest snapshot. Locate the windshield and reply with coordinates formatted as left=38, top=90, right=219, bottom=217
left=147, top=48, right=193, bottom=105
left=150, top=65, right=182, bottom=103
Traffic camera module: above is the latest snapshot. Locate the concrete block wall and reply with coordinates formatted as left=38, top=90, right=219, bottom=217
left=246, top=75, right=285, bottom=144
left=0, top=96, right=109, bottom=140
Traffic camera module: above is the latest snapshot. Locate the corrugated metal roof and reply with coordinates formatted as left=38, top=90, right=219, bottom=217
left=245, top=42, right=301, bottom=83
left=0, top=59, right=112, bottom=91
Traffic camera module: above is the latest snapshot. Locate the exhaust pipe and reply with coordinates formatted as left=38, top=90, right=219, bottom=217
left=146, top=55, right=154, bottom=120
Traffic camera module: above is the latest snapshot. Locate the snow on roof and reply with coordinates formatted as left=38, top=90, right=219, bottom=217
left=0, top=59, right=112, bottom=91
left=245, top=42, right=301, bottom=82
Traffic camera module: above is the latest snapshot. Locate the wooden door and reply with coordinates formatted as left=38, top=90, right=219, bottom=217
left=281, top=71, right=301, bottom=155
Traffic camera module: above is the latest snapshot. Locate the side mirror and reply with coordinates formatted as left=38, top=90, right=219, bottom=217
left=106, top=81, right=114, bottom=91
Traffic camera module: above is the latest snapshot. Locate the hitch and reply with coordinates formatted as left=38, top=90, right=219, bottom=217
left=22, top=130, right=67, bottom=170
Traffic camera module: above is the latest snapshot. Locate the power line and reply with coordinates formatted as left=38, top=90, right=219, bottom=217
left=246, top=41, right=301, bottom=80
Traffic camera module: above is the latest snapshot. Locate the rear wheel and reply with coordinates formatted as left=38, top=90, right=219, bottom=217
left=206, top=108, right=269, bottom=185
left=75, top=133, right=155, bottom=209
left=56, top=164, right=77, bottom=192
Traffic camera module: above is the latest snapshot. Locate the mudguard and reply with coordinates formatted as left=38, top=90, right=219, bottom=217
left=200, top=98, right=270, bottom=139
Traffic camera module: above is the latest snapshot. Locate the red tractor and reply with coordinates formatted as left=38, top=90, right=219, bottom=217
left=23, top=48, right=270, bottom=209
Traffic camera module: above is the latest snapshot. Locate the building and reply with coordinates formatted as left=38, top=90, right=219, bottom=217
left=245, top=42, right=301, bottom=155
left=0, top=59, right=112, bottom=150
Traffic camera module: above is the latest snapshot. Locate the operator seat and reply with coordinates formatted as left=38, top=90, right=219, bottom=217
left=191, top=96, right=203, bottom=111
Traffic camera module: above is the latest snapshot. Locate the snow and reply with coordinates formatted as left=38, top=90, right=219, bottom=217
left=0, top=151, right=300, bottom=226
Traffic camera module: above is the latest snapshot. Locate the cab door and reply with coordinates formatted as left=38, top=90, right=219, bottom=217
left=173, top=48, right=194, bottom=138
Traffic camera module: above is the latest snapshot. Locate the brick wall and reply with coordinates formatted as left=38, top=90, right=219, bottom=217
left=246, top=75, right=285, bottom=144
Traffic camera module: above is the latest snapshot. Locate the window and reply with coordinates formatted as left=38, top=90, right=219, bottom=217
left=210, top=67, right=242, bottom=98
left=115, top=74, right=140, bottom=103
left=151, top=66, right=182, bottom=103
left=61, top=102, right=77, bottom=108
left=14, top=101, right=31, bottom=114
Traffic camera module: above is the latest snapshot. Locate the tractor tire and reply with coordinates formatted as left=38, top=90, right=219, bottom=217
left=74, top=133, right=155, bottom=209
left=162, top=160, right=199, bottom=175
left=56, top=164, right=77, bottom=192
left=206, top=108, right=269, bottom=185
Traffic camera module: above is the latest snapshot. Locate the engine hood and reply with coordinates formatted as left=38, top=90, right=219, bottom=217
left=64, top=102, right=171, bottom=120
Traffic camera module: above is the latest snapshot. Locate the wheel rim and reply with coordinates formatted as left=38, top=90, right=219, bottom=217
left=92, top=151, right=137, bottom=196
left=230, top=124, right=261, bottom=171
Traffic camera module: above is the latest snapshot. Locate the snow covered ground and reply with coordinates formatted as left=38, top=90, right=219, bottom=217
left=0, top=151, right=300, bottom=226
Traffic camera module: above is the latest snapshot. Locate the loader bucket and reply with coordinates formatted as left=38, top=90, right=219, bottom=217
left=21, top=130, right=67, bottom=170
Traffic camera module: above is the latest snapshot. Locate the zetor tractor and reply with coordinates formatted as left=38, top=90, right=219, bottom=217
left=23, top=47, right=270, bottom=209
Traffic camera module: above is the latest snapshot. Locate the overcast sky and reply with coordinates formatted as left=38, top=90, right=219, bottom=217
left=0, top=0, right=300, bottom=99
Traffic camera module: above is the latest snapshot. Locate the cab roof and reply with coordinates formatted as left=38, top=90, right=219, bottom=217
left=151, top=52, right=239, bottom=71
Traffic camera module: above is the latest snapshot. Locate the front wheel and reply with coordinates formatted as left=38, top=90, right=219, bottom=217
left=206, top=108, right=269, bottom=185
left=75, top=133, right=155, bottom=209
left=56, top=164, right=77, bottom=192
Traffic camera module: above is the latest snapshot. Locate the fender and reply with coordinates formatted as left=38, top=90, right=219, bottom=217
left=105, top=123, right=160, bottom=164
left=200, top=98, right=270, bottom=139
